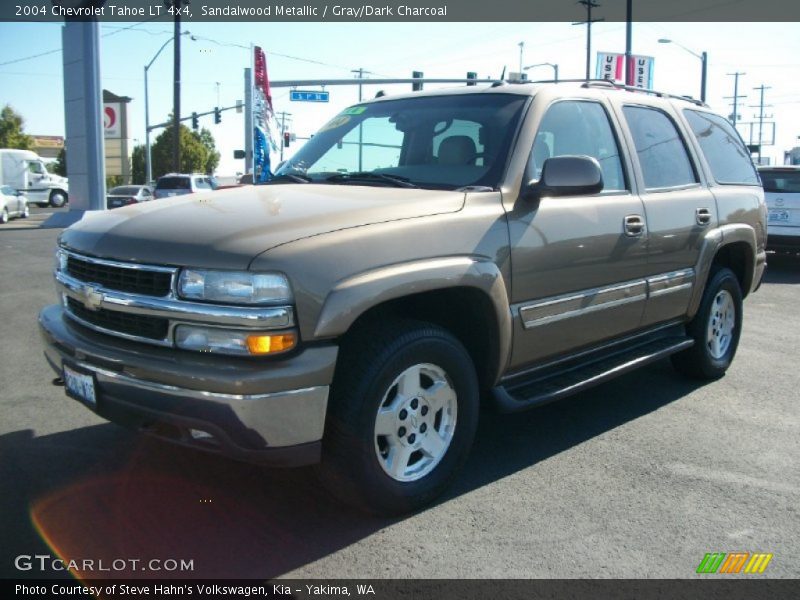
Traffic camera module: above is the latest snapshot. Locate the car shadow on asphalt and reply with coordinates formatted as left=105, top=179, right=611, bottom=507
left=763, top=252, right=800, bottom=284
left=0, top=360, right=703, bottom=580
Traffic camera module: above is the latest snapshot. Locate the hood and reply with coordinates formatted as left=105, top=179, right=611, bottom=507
left=60, top=184, right=465, bottom=270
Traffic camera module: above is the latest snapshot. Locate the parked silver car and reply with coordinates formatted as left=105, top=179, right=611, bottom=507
left=153, top=173, right=217, bottom=199
left=106, top=185, right=153, bottom=209
left=0, top=184, right=29, bottom=224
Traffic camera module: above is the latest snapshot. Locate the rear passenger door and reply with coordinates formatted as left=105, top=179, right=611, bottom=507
left=617, top=104, right=715, bottom=327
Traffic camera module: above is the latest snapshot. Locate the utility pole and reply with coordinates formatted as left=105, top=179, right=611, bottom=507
left=575, top=1, right=604, bottom=81
left=172, top=0, right=181, bottom=173
left=625, top=0, right=633, bottom=85
left=518, top=41, right=525, bottom=75
left=724, top=72, right=746, bottom=126
left=750, top=84, right=773, bottom=164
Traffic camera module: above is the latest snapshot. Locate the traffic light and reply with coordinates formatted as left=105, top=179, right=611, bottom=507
left=214, top=107, right=221, bottom=124
left=466, top=72, right=477, bottom=86
left=412, top=71, right=423, bottom=92
left=283, top=132, right=290, bottom=148
left=191, top=112, right=199, bottom=130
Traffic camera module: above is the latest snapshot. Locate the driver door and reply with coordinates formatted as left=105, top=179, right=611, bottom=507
left=507, top=99, right=650, bottom=370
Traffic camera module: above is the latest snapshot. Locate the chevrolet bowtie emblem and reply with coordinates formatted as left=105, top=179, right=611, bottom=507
left=82, top=285, right=104, bottom=311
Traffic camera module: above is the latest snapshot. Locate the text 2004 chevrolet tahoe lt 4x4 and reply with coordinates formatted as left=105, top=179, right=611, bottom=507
left=40, top=82, right=766, bottom=514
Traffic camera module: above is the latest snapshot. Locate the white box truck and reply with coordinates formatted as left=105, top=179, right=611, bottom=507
left=0, top=149, right=69, bottom=207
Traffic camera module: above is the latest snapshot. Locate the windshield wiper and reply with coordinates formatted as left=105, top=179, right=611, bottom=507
left=265, top=173, right=312, bottom=184
left=325, top=172, right=419, bottom=188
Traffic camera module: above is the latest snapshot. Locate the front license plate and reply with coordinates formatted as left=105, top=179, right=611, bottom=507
left=769, top=210, right=789, bottom=222
left=63, top=364, right=97, bottom=408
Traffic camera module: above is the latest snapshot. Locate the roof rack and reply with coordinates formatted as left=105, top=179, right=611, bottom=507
left=522, top=78, right=708, bottom=107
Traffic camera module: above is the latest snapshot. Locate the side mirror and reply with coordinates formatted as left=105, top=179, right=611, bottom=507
left=522, top=155, right=604, bottom=201
left=16, top=190, right=26, bottom=196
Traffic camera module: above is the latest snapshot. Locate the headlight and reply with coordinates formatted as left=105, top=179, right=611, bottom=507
left=177, top=269, right=292, bottom=305
left=55, top=248, right=67, bottom=272
left=174, top=324, right=296, bottom=356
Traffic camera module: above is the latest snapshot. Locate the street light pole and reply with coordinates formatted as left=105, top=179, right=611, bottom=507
left=658, top=38, right=708, bottom=103
left=144, top=37, right=175, bottom=184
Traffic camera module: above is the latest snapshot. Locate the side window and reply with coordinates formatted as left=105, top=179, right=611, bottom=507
left=195, top=178, right=212, bottom=190
left=683, top=110, right=759, bottom=185
left=531, top=101, right=626, bottom=192
left=28, top=161, right=44, bottom=175
left=622, top=106, right=697, bottom=190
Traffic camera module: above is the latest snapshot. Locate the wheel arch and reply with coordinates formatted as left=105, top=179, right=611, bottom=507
left=689, top=224, right=757, bottom=318
left=315, top=257, right=512, bottom=389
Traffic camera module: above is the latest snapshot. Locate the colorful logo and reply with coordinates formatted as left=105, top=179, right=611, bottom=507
left=697, top=552, right=773, bottom=574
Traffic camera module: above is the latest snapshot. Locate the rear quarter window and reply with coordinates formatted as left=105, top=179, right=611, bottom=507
left=683, top=110, right=759, bottom=185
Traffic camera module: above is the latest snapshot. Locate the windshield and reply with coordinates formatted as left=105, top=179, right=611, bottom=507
left=275, top=93, right=529, bottom=190
left=109, top=186, right=141, bottom=195
left=760, top=170, right=800, bottom=193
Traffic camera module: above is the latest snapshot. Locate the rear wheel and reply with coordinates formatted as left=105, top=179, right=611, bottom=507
left=0, top=208, right=8, bottom=224
left=672, top=267, right=743, bottom=379
left=318, top=320, right=479, bottom=515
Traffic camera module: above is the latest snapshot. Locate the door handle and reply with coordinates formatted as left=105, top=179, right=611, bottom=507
left=623, top=214, right=645, bottom=237
left=696, top=207, right=712, bottom=226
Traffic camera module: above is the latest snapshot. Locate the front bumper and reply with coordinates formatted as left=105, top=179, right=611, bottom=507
left=39, top=304, right=338, bottom=467
left=767, top=229, right=800, bottom=251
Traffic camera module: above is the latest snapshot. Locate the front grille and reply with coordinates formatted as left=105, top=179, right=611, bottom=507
left=66, top=297, right=169, bottom=341
left=67, top=256, right=172, bottom=297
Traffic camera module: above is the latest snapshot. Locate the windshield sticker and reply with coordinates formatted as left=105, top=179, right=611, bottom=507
left=342, top=106, right=367, bottom=115
left=319, top=115, right=351, bottom=132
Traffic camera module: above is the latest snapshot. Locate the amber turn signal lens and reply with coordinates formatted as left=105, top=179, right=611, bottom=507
left=246, top=333, right=296, bottom=355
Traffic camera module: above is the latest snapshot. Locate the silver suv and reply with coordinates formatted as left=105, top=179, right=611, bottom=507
left=40, top=81, right=766, bottom=514
left=153, top=173, right=217, bottom=199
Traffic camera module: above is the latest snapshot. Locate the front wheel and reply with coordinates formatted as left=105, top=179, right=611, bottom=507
left=21, top=204, right=29, bottom=218
left=672, top=267, right=743, bottom=379
left=318, top=320, right=479, bottom=515
left=49, top=190, right=67, bottom=208
left=0, top=208, right=8, bottom=224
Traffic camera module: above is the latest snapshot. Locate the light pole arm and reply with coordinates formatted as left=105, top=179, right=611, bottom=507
left=146, top=37, right=174, bottom=72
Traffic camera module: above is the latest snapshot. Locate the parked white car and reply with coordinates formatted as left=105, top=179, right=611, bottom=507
left=0, top=184, right=29, bottom=223
left=759, top=166, right=800, bottom=252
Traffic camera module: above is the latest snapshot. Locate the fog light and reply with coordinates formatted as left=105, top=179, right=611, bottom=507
left=174, top=324, right=296, bottom=356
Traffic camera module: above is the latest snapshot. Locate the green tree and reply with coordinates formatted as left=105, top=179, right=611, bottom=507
left=150, top=122, right=210, bottom=179
left=131, top=144, right=146, bottom=184
left=196, top=127, right=220, bottom=174
left=52, top=147, right=67, bottom=177
left=0, top=104, right=34, bottom=150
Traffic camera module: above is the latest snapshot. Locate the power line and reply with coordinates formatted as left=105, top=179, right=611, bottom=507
left=0, top=17, right=162, bottom=67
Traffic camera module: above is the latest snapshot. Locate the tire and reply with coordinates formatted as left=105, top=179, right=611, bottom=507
left=49, top=190, right=67, bottom=208
left=671, top=267, right=743, bottom=380
left=0, top=208, right=8, bottom=224
left=21, top=204, right=29, bottom=218
left=318, top=319, right=480, bottom=515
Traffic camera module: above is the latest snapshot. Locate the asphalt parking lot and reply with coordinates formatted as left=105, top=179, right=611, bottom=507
left=1, top=224, right=798, bottom=580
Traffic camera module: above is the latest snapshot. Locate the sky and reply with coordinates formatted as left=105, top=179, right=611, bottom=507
left=1, top=20, right=799, bottom=175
